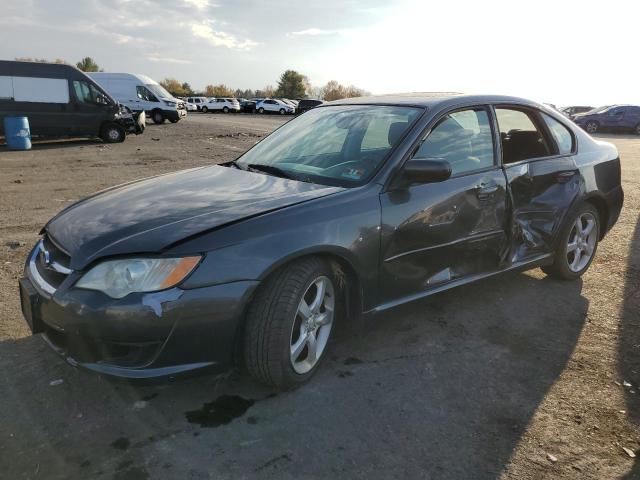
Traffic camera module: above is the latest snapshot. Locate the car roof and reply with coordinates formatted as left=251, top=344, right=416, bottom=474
left=324, top=92, right=547, bottom=110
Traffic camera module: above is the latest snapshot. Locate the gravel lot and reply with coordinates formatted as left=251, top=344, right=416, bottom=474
left=0, top=114, right=638, bottom=479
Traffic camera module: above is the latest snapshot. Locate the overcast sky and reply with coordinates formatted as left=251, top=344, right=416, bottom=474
left=1, top=0, right=637, bottom=106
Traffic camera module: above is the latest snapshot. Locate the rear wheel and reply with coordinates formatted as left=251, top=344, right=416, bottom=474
left=100, top=123, right=125, bottom=143
left=585, top=121, right=599, bottom=134
left=202, top=106, right=209, bottom=113
left=152, top=110, right=165, bottom=124
left=244, top=257, right=337, bottom=389
left=542, top=203, right=600, bottom=280
left=258, top=107, right=265, bottom=114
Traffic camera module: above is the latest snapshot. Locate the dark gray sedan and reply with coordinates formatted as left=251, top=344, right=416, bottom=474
left=20, top=94, right=623, bottom=389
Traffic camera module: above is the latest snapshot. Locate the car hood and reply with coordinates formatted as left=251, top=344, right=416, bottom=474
left=45, top=165, right=344, bottom=270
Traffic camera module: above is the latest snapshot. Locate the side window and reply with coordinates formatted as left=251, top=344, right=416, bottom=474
left=136, top=86, right=158, bottom=102
left=414, top=108, right=495, bottom=176
left=495, top=108, right=551, bottom=164
left=73, top=81, right=108, bottom=105
left=542, top=114, right=574, bottom=154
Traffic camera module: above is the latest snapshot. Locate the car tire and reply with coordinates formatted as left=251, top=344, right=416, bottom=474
left=170, top=118, right=179, bottom=123
left=279, top=108, right=285, bottom=115
left=223, top=106, right=229, bottom=113
left=258, top=107, right=265, bottom=114
left=152, top=110, right=165, bottom=124
left=244, top=257, right=338, bottom=389
left=585, top=121, right=599, bottom=134
left=202, top=106, right=209, bottom=113
left=100, top=123, right=125, bottom=143
left=635, top=123, right=640, bottom=135
left=541, top=203, right=600, bottom=280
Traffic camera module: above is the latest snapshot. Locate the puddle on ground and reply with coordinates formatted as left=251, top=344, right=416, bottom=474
left=185, top=395, right=255, bottom=428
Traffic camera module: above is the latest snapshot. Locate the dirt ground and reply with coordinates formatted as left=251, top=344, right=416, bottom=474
left=0, top=114, right=638, bottom=479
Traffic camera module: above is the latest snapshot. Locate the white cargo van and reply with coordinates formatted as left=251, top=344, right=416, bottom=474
left=88, top=73, right=187, bottom=124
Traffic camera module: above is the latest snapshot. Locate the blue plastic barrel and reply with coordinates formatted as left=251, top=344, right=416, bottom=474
left=4, top=116, right=31, bottom=150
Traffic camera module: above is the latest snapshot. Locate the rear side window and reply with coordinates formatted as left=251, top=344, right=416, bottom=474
left=11, top=76, right=69, bottom=103
left=495, top=108, right=551, bottom=164
left=542, top=114, right=574, bottom=154
left=414, top=108, right=495, bottom=176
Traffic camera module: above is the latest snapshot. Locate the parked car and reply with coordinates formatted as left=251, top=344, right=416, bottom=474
left=185, top=96, right=207, bottom=111
left=573, top=105, right=640, bottom=134
left=88, top=72, right=187, bottom=124
left=296, top=99, right=323, bottom=114
left=560, top=106, right=594, bottom=119
left=238, top=98, right=256, bottom=113
left=185, top=101, right=197, bottom=112
left=201, top=97, right=240, bottom=113
left=256, top=98, right=295, bottom=114
left=279, top=98, right=297, bottom=108
left=19, top=94, right=623, bottom=389
left=0, top=60, right=143, bottom=143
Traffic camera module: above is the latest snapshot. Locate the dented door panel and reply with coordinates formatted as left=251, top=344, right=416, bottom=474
left=504, top=156, right=581, bottom=263
left=379, top=169, right=507, bottom=303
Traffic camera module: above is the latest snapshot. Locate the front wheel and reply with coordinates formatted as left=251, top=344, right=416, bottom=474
left=244, top=257, right=337, bottom=389
left=585, top=121, right=599, bottom=134
left=201, top=106, right=209, bottom=113
left=223, top=106, right=229, bottom=113
left=279, top=108, right=285, bottom=115
left=152, top=110, right=165, bottom=124
left=100, top=123, right=125, bottom=143
left=542, top=203, right=600, bottom=280
left=170, top=118, right=179, bottom=123
left=258, top=107, right=265, bottom=114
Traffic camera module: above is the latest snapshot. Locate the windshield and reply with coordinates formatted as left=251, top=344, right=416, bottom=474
left=146, top=83, right=173, bottom=100
left=236, top=105, right=422, bottom=187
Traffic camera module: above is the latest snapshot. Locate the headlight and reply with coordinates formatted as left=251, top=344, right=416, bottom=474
left=164, top=100, right=177, bottom=107
left=75, top=256, right=201, bottom=299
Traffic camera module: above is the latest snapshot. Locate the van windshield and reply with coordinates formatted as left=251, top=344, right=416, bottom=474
left=236, top=105, right=423, bottom=188
left=147, top=84, right=172, bottom=100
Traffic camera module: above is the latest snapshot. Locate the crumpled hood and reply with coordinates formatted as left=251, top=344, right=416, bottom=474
left=45, top=165, right=343, bottom=270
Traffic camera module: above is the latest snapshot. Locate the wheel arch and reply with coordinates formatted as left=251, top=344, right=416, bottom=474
left=583, top=194, right=609, bottom=240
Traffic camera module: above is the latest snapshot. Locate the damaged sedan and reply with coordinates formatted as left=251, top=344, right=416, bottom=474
left=19, top=94, right=623, bottom=389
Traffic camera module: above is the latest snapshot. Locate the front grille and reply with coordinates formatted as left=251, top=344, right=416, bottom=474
left=28, top=235, right=73, bottom=294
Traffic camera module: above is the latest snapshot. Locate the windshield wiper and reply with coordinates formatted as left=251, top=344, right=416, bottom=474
left=246, top=163, right=294, bottom=180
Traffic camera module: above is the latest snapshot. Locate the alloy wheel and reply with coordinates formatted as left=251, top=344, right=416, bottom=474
left=107, top=128, right=120, bottom=141
left=566, top=212, right=597, bottom=273
left=289, top=276, right=335, bottom=374
left=586, top=122, right=598, bottom=134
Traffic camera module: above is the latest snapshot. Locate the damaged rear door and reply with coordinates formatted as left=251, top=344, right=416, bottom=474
left=494, top=106, right=580, bottom=263
left=379, top=106, right=508, bottom=303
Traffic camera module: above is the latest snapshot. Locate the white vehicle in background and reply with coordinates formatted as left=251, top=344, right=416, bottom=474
left=88, top=72, right=187, bottom=124
left=201, top=97, right=240, bottom=113
left=185, top=96, right=208, bottom=111
left=256, top=98, right=295, bottom=115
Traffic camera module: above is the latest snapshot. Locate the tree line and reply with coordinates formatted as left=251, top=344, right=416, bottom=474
left=159, top=69, right=368, bottom=101
left=14, top=58, right=368, bottom=101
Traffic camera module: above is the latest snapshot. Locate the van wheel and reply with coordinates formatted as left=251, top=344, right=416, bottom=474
left=244, top=257, right=338, bottom=389
left=100, top=123, right=125, bottom=143
left=152, top=110, right=165, bottom=124
left=258, top=107, right=265, bottom=114
left=170, top=118, right=179, bottom=123
left=542, top=203, right=600, bottom=280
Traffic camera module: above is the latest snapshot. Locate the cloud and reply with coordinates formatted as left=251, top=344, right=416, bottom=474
left=190, top=22, right=257, bottom=50
left=290, top=28, right=338, bottom=36
left=182, top=0, right=213, bottom=10
left=146, top=53, right=193, bottom=64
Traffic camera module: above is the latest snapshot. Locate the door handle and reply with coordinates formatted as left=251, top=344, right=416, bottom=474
left=475, top=182, right=499, bottom=196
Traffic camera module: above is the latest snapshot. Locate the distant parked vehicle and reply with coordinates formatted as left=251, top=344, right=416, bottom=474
left=186, top=96, right=207, bottom=111
left=280, top=98, right=297, bottom=108
left=296, top=99, right=323, bottom=114
left=238, top=98, right=256, bottom=113
left=256, top=99, right=295, bottom=115
left=202, top=98, right=240, bottom=113
left=185, top=101, right=197, bottom=112
left=573, top=105, right=640, bottom=135
left=88, top=72, right=187, bottom=124
left=0, top=60, right=143, bottom=143
left=560, top=106, right=594, bottom=119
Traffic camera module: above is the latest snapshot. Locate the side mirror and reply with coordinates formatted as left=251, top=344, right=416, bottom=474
left=401, top=158, right=452, bottom=185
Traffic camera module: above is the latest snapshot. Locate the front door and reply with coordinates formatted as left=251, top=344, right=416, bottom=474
left=380, top=107, right=508, bottom=304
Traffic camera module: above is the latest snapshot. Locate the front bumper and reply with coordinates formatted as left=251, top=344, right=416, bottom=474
left=165, top=109, right=187, bottom=121
left=20, top=269, right=258, bottom=379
